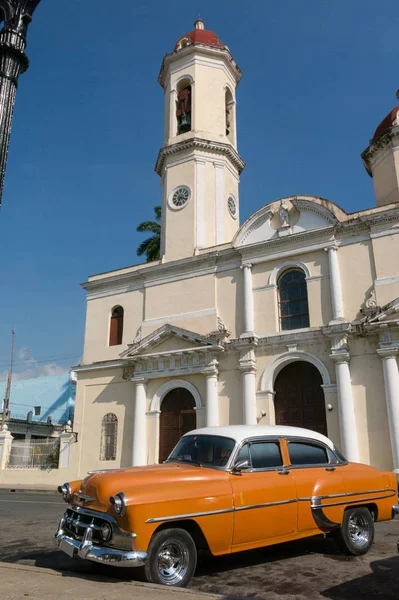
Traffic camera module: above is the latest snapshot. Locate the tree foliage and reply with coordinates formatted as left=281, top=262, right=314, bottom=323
left=136, top=205, right=161, bottom=262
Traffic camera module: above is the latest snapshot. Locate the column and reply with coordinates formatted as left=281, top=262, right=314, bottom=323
left=325, top=246, right=344, bottom=322
left=238, top=345, right=257, bottom=425
left=214, top=162, right=224, bottom=245
left=59, top=429, right=74, bottom=469
left=241, top=263, right=255, bottom=336
left=377, top=348, right=399, bottom=473
left=132, top=378, right=147, bottom=466
left=0, top=424, right=13, bottom=469
left=204, top=365, right=219, bottom=427
left=330, top=352, right=359, bottom=462
left=168, top=88, right=177, bottom=139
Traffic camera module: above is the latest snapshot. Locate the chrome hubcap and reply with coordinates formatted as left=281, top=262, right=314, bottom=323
left=348, top=514, right=370, bottom=547
left=156, top=539, right=189, bottom=585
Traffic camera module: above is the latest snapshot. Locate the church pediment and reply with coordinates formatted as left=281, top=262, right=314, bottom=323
left=120, top=324, right=224, bottom=360
left=233, top=195, right=343, bottom=247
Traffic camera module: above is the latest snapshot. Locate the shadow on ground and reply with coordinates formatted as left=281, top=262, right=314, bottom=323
left=321, top=555, right=399, bottom=599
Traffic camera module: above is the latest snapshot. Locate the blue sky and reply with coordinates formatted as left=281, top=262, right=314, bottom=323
left=0, top=0, right=398, bottom=379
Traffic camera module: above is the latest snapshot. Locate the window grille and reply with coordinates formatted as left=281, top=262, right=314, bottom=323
left=278, top=269, right=310, bottom=331
left=100, top=413, right=118, bottom=461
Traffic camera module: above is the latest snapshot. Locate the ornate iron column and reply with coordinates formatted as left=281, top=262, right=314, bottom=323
left=0, top=0, right=41, bottom=206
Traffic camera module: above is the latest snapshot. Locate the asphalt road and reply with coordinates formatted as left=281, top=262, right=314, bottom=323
left=0, top=490, right=399, bottom=599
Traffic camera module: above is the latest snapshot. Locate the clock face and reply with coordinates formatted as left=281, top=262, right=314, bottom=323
left=227, top=196, right=237, bottom=218
left=171, top=186, right=191, bottom=209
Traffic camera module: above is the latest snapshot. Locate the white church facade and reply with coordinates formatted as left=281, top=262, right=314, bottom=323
left=70, top=20, right=399, bottom=478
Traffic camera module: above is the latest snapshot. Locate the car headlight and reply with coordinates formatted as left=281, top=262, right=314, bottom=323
left=109, top=492, right=127, bottom=516
left=57, top=482, right=72, bottom=503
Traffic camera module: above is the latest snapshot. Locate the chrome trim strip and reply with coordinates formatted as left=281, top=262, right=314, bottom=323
left=310, top=497, right=340, bottom=532
left=146, top=507, right=234, bottom=524
left=298, top=488, right=397, bottom=502
left=235, top=499, right=297, bottom=512
left=310, top=492, right=397, bottom=509
left=77, top=494, right=94, bottom=503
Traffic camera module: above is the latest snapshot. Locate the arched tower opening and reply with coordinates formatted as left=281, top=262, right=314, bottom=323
left=176, top=78, right=192, bottom=135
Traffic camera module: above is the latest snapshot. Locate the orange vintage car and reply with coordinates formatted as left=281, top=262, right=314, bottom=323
left=55, top=425, right=399, bottom=587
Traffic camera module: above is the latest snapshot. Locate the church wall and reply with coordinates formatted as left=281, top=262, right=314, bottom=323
left=74, top=368, right=133, bottom=477
left=372, top=150, right=399, bottom=207
left=83, top=290, right=144, bottom=364
left=371, top=231, right=399, bottom=305
left=163, top=157, right=196, bottom=260
left=223, top=165, right=240, bottom=243
left=204, top=160, right=216, bottom=247
left=216, top=267, right=243, bottom=337
left=349, top=337, right=393, bottom=470
left=144, top=273, right=217, bottom=336
left=192, top=62, right=231, bottom=142
left=339, top=241, right=374, bottom=321
left=218, top=353, right=242, bottom=425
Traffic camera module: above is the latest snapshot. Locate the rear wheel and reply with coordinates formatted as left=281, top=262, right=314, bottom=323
left=334, top=507, right=374, bottom=556
left=144, top=528, right=197, bottom=587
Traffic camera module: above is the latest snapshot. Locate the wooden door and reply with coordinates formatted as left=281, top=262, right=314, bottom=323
left=274, top=361, right=327, bottom=436
left=159, top=388, right=196, bottom=462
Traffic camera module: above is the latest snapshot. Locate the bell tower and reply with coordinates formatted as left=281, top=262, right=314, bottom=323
left=155, top=19, right=245, bottom=262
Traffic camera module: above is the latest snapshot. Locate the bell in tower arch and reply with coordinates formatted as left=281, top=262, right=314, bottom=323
left=176, top=85, right=192, bottom=134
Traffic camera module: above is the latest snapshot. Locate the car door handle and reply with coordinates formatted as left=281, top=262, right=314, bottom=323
left=325, top=466, right=336, bottom=472
left=278, top=469, right=290, bottom=475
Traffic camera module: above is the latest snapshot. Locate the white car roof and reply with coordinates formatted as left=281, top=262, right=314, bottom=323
left=184, top=425, right=334, bottom=450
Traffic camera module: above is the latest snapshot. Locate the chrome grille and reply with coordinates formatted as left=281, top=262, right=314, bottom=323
left=63, top=508, right=110, bottom=544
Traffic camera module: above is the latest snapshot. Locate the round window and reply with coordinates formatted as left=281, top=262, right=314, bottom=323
left=170, top=186, right=191, bottom=210
left=227, top=195, right=237, bottom=219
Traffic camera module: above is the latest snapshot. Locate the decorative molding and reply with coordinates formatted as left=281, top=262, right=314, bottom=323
left=269, top=260, right=311, bottom=286
left=150, top=379, right=202, bottom=413
left=72, top=359, right=125, bottom=373
left=142, top=307, right=217, bottom=327
left=370, top=228, right=399, bottom=240
left=377, top=347, right=399, bottom=360
left=375, top=275, right=399, bottom=287
left=260, top=350, right=331, bottom=391
left=155, top=137, right=245, bottom=176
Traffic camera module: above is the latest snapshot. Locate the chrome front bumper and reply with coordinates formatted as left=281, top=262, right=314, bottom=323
left=55, top=518, right=147, bottom=568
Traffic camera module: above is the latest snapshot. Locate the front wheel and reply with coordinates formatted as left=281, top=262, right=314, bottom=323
left=334, top=507, right=374, bottom=556
left=144, top=528, right=197, bottom=587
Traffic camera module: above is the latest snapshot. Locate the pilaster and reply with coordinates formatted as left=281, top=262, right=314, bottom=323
left=240, top=263, right=255, bottom=337
left=324, top=245, right=345, bottom=323
left=377, top=346, right=399, bottom=473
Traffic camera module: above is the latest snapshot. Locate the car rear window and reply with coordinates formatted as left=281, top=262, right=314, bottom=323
left=288, top=442, right=328, bottom=466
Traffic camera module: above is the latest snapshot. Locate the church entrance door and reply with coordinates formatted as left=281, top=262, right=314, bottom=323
left=274, top=361, right=327, bottom=436
left=159, top=388, right=196, bottom=463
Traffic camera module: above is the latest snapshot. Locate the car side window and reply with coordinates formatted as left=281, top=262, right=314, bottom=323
left=249, top=442, right=283, bottom=469
left=288, top=442, right=328, bottom=466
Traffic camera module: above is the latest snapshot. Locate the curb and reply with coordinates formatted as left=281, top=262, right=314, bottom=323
left=0, top=485, right=58, bottom=494
left=0, top=562, right=223, bottom=598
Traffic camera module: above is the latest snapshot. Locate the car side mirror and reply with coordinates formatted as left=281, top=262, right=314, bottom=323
left=233, top=460, right=250, bottom=472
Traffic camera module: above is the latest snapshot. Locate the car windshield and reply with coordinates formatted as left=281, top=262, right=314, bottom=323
left=166, top=435, right=236, bottom=469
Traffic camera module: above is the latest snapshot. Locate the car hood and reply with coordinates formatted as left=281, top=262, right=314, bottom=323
left=73, top=462, right=228, bottom=512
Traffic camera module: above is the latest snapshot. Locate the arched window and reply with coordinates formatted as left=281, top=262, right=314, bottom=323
left=278, top=269, right=310, bottom=331
left=176, top=78, right=192, bottom=135
left=109, top=306, right=124, bottom=346
left=100, top=413, right=118, bottom=461
left=225, top=87, right=235, bottom=144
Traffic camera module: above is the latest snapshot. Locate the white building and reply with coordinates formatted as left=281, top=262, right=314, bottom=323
left=65, top=20, right=399, bottom=480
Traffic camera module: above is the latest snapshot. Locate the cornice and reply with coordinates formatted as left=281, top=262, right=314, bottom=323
left=155, top=137, right=245, bottom=176
left=158, top=44, right=242, bottom=88
left=361, top=127, right=399, bottom=176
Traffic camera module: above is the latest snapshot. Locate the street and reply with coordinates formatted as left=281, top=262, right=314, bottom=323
left=0, top=490, right=399, bottom=599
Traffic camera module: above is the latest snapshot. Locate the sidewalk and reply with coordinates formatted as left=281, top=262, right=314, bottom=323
left=0, top=483, right=58, bottom=493
left=0, top=562, right=223, bottom=600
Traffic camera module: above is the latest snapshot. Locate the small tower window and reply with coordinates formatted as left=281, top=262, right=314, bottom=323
left=225, top=87, right=235, bottom=144
left=176, top=79, right=192, bottom=135
left=109, top=306, right=124, bottom=346
left=100, top=413, right=118, bottom=461
left=278, top=269, right=310, bottom=331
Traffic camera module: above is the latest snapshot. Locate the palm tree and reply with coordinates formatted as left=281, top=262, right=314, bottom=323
left=136, top=205, right=161, bottom=262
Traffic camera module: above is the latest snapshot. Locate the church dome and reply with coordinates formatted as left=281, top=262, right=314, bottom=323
left=174, top=19, right=224, bottom=51
left=372, top=105, right=399, bottom=141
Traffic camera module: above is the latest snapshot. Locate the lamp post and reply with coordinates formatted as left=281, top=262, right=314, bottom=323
left=0, top=0, right=41, bottom=206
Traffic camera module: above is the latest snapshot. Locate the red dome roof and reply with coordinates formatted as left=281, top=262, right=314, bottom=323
left=373, top=106, right=399, bottom=141
left=174, top=20, right=224, bottom=51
